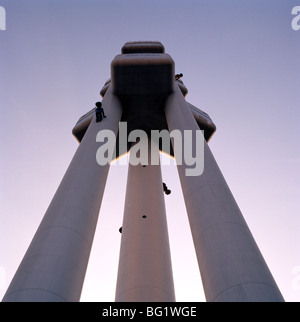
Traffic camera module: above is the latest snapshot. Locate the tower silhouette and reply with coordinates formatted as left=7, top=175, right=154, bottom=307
left=2, top=42, right=284, bottom=302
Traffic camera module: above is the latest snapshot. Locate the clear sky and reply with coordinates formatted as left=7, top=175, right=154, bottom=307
left=0, top=0, right=299, bottom=302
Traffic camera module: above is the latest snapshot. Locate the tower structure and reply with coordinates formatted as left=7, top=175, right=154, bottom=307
left=2, top=42, right=284, bottom=302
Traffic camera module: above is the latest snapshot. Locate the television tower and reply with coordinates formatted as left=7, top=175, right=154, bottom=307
left=2, top=42, right=284, bottom=302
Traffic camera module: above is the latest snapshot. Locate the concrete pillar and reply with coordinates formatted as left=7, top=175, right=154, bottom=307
left=165, top=85, right=284, bottom=302
left=2, top=87, right=122, bottom=302
left=115, top=137, right=175, bottom=302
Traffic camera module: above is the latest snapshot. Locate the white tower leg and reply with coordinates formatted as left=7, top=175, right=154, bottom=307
left=165, top=85, right=284, bottom=302
left=115, top=138, right=175, bottom=302
left=2, top=87, right=122, bottom=302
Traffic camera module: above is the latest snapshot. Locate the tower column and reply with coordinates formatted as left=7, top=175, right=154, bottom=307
left=115, top=138, right=175, bottom=302
left=165, top=85, right=284, bottom=302
left=2, top=87, right=122, bottom=302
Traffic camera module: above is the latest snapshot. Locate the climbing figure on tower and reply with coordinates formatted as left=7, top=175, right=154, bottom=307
left=175, top=73, right=183, bottom=81
left=95, top=101, right=106, bottom=123
left=163, top=182, right=171, bottom=195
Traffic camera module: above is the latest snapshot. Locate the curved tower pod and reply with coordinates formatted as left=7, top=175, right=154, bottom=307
left=121, top=41, right=165, bottom=54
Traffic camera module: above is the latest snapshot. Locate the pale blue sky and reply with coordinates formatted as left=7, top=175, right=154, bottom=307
left=0, top=0, right=299, bottom=301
